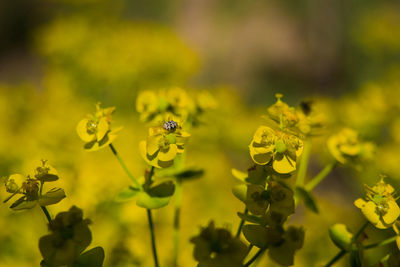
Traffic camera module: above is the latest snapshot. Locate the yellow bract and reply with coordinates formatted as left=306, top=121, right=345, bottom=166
left=249, top=126, right=303, bottom=174
left=354, top=178, right=400, bottom=229
left=328, top=128, right=375, bottom=166
left=136, top=87, right=216, bottom=125
left=140, top=123, right=190, bottom=168
left=76, top=104, right=122, bottom=151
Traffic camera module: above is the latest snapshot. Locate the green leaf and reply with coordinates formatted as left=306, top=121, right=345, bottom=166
left=242, top=225, right=269, bottom=248
left=232, top=184, right=247, bottom=203
left=147, top=181, right=175, bottom=197
left=136, top=192, right=170, bottom=209
left=71, top=247, right=105, bottom=267
left=175, top=169, right=204, bottom=181
left=237, top=212, right=264, bottom=225
left=10, top=196, right=37, bottom=210
left=295, top=187, right=319, bottom=213
left=38, top=188, right=66, bottom=206
left=246, top=184, right=268, bottom=215
left=115, top=186, right=141, bottom=202
left=329, top=224, right=353, bottom=251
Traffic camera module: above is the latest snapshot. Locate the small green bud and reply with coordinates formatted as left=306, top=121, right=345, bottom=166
left=275, top=140, right=287, bottom=153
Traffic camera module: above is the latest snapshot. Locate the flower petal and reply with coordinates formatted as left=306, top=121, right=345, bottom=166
left=382, top=200, right=400, bottom=225
left=77, top=119, right=96, bottom=142
left=273, top=154, right=296, bottom=174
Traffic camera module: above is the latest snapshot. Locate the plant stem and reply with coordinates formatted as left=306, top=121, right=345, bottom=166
left=145, top=166, right=160, bottom=267
left=324, top=221, right=369, bottom=267
left=305, top=161, right=337, bottom=191
left=296, top=140, right=312, bottom=187
left=243, top=248, right=266, bottom=267
left=352, top=221, right=369, bottom=242
left=109, top=143, right=141, bottom=189
left=236, top=207, right=248, bottom=238
left=40, top=206, right=52, bottom=224
left=363, top=236, right=397, bottom=250
left=324, top=250, right=346, bottom=267
left=173, top=180, right=182, bottom=267
left=147, top=209, right=160, bottom=267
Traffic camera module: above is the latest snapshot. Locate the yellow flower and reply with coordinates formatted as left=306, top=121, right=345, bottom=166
left=327, top=128, right=375, bottom=166
left=249, top=126, right=303, bottom=174
left=139, top=120, right=190, bottom=168
left=3, top=161, right=66, bottom=210
left=76, top=103, right=122, bottom=151
left=267, top=94, right=299, bottom=129
left=295, top=100, right=327, bottom=136
left=354, top=178, right=400, bottom=229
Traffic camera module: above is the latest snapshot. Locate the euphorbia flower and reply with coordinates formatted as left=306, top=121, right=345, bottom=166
left=77, top=103, right=122, bottom=151
left=354, top=178, right=400, bottom=229
left=139, top=120, right=190, bottom=168
left=249, top=126, right=303, bottom=174
left=327, top=128, right=375, bottom=167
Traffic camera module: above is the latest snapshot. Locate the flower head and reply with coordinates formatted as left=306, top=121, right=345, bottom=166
left=267, top=94, right=299, bottom=129
left=249, top=126, right=303, bottom=174
left=296, top=100, right=327, bottom=136
left=328, top=128, right=375, bottom=167
left=136, top=87, right=196, bottom=123
left=354, top=177, right=400, bottom=229
left=136, top=87, right=216, bottom=127
left=2, top=160, right=65, bottom=210
left=77, top=103, right=122, bottom=151
left=139, top=120, right=190, bottom=168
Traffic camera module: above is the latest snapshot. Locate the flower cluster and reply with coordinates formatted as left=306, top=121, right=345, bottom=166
left=136, top=87, right=216, bottom=126
left=249, top=126, right=303, bottom=174
left=328, top=128, right=375, bottom=167
left=230, top=164, right=304, bottom=266
left=190, top=221, right=247, bottom=267
left=355, top=177, right=400, bottom=229
left=139, top=120, right=190, bottom=168
left=3, top=160, right=66, bottom=210
left=249, top=94, right=309, bottom=174
left=76, top=103, right=122, bottom=151
left=39, top=206, right=102, bottom=266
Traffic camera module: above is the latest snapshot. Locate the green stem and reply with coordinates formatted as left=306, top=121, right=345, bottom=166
left=352, top=221, right=369, bottom=242
left=236, top=208, right=248, bottom=238
left=109, top=143, right=141, bottom=189
left=324, top=221, right=369, bottom=267
left=305, top=161, right=337, bottom=191
left=243, top=248, right=266, bottom=267
left=324, top=250, right=346, bottom=267
left=173, top=180, right=183, bottom=267
left=296, top=140, right=312, bottom=187
left=363, top=236, right=397, bottom=250
left=145, top=166, right=159, bottom=267
left=147, top=208, right=160, bottom=267
left=40, top=206, right=52, bottom=224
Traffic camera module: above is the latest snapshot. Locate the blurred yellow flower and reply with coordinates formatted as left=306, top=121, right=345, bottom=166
left=354, top=178, right=400, bottom=229
left=139, top=120, right=190, bottom=168
left=136, top=87, right=216, bottom=127
left=249, top=126, right=303, bottom=174
left=327, top=128, right=375, bottom=166
left=77, top=103, right=122, bottom=151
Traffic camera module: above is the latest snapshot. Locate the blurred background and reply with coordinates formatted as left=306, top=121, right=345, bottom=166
left=0, top=0, right=400, bottom=266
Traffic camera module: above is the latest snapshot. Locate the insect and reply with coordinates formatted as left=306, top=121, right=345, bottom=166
left=163, top=120, right=178, bottom=131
